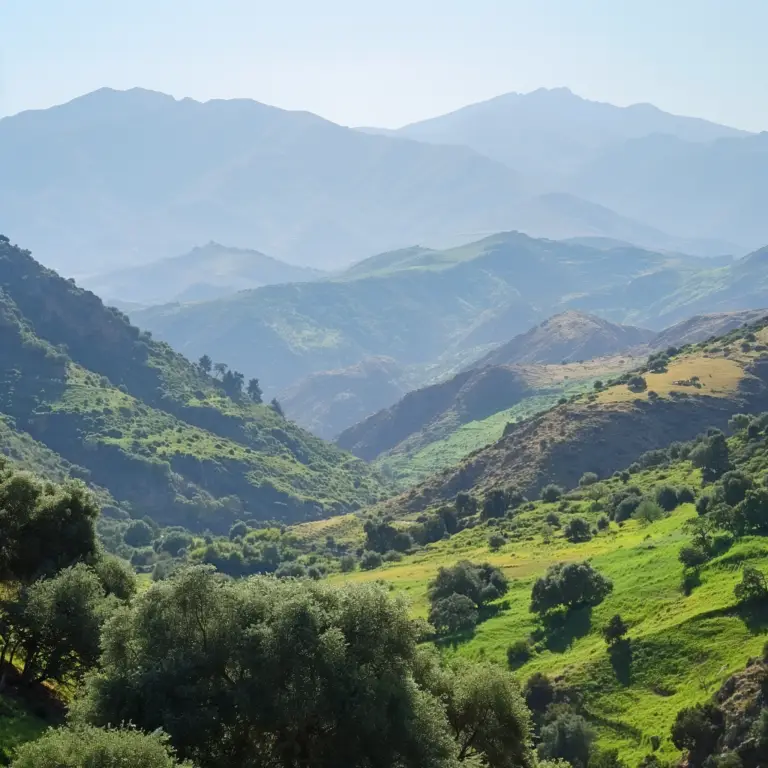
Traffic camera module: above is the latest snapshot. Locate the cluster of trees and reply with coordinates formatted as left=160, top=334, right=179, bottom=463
left=197, top=354, right=264, bottom=404
left=427, top=560, right=508, bottom=635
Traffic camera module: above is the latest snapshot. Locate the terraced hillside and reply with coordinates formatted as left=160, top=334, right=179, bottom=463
left=0, top=235, right=384, bottom=531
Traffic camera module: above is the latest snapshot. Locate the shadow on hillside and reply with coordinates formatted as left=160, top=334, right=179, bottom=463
left=433, top=600, right=512, bottom=650
left=737, top=600, right=768, bottom=635
left=534, top=607, right=593, bottom=653
left=478, top=600, right=509, bottom=625
left=609, top=639, right=633, bottom=686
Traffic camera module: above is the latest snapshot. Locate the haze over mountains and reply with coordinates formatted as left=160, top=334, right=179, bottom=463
left=1, top=85, right=762, bottom=280
left=81, top=242, right=324, bottom=305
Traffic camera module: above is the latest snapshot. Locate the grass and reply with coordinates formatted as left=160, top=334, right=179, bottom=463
left=597, top=356, right=745, bottom=404
left=332, top=459, right=768, bottom=764
left=0, top=694, right=49, bottom=762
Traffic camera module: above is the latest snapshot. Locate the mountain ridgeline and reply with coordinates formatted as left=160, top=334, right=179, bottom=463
left=0, top=235, right=384, bottom=532
left=132, top=233, right=708, bottom=394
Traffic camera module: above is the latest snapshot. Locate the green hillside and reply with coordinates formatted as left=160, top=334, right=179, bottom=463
left=133, top=233, right=694, bottom=392
left=0, top=235, right=385, bottom=531
left=321, top=321, right=768, bottom=763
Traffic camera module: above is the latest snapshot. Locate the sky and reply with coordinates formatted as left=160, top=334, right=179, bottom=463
left=2, top=0, right=766, bottom=130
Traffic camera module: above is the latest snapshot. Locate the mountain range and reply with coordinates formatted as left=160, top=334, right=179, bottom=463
left=81, top=241, right=324, bottom=306
left=0, top=86, right=757, bottom=279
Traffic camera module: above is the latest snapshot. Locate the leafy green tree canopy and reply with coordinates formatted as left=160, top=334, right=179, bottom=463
left=530, top=562, right=613, bottom=615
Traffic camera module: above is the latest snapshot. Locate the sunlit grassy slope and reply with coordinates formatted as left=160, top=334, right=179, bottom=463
left=332, top=458, right=768, bottom=765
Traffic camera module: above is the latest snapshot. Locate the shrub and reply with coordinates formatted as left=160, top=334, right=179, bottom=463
left=564, top=517, right=592, bottom=543
left=677, top=486, right=696, bottom=505
left=10, top=725, right=190, bottom=768
left=579, top=472, right=599, bottom=487
left=614, top=495, right=642, bottom=523
left=679, top=546, right=709, bottom=570
left=671, top=703, right=725, bottom=767
left=524, top=673, right=555, bottom=715
left=545, top=512, right=561, bottom=527
left=541, top=484, right=564, bottom=503
left=229, top=521, right=248, bottom=540
left=627, top=375, right=647, bottom=392
left=720, top=470, right=753, bottom=506
left=531, top=561, right=613, bottom=614
left=339, top=555, right=356, bottom=573
left=538, top=712, right=595, bottom=768
left=488, top=533, right=506, bottom=551
left=506, top=639, right=533, bottom=668
left=359, top=551, right=383, bottom=570
left=428, top=593, right=478, bottom=636
left=429, top=561, right=508, bottom=608
left=602, top=614, right=628, bottom=646
left=124, top=520, right=154, bottom=548
left=596, top=516, right=610, bottom=531
left=734, top=566, right=768, bottom=605
left=655, top=485, right=679, bottom=512
left=634, top=499, right=666, bottom=524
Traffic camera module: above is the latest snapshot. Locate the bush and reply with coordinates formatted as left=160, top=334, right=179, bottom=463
left=734, top=566, right=768, bottom=605
left=546, top=512, right=561, bottom=527
left=671, top=703, right=725, bottom=767
left=359, top=551, right=383, bottom=570
left=429, top=560, right=508, bottom=608
left=10, top=725, right=190, bottom=767
left=488, top=533, right=506, bottom=551
left=524, top=672, right=555, bottom=715
left=538, top=712, right=595, bottom=768
left=596, top=516, right=610, bottom=531
left=579, top=472, right=599, bottom=487
left=655, top=485, right=680, bottom=512
left=124, top=520, right=154, bottom=548
left=679, top=546, right=709, bottom=570
left=720, top=470, right=753, bottom=506
left=627, top=375, right=647, bottom=392
left=506, top=639, right=533, bottom=668
left=339, top=555, right=356, bottom=573
left=564, top=517, right=592, bottom=543
left=541, top=484, right=564, bottom=503
left=602, top=614, right=628, bottom=646
left=633, top=499, right=666, bottom=524
left=531, top=561, right=613, bottom=615
left=677, top=486, right=696, bottom=505
left=428, top=593, right=478, bottom=636
left=229, top=521, right=248, bottom=540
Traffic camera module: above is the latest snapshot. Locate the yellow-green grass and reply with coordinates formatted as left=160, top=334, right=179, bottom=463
left=597, top=356, right=745, bottom=404
left=333, top=464, right=768, bottom=763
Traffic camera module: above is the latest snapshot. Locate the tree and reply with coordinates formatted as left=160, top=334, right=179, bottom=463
left=488, top=533, right=506, bottom=551
left=0, top=564, right=106, bottom=687
left=429, top=561, right=508, bottom=609
left=530, top=562, right=613, bottom=615
left=671, top=703, right=725, bottom=767
left=482, top=489, right=508, bottom=520
left=541, top=485, right=564, bottom=503
left=564, top=517, right=592, bottom=543
left=655, top=485, right=680, bottom=512
left=359, top=550, right=383, bottom=570
left=0, top=472, right=99, bottom=583
left=590, top=749, right=628, bottom=768
left=270, top=397, right=285, bottom=417
left=429, top=593, right=478, bottom=635
left=455, top=492, right=478, bottom=518
left=733, top=489, right=768, bottom=536
left=690, top=433, right=730, bottom=482
left=75, top=567, right=459, bottom=768
left=633, top=499, right=666, bottom=524
left=247, top=378, right=263, bottom=404
left=443, top=661, right=535, bottom=768
left=538, top=712, right=595, bottom=768
left=720, top=471, right=753, bottom=506
left=627, top=375, right=647, bottom=393
left=11, top=725, right=191, bottom=767
left=602, top=614, right=628, bottom=646
left=734, top=566, right=768, bottom=605
left=679, top=545, right=709, bottom=570
left=93, top=554, right=137, bottom=600
left=524, top=673, right=554, bottom=716
left=213, top=362, right=228, bottom=379
left=580, top=472, right=599, bottom=487
left=198, top=354, right=213, bottom=375
left=124, top=519, right=153, bottom=548
left=222, top=370, right=245, bottom=398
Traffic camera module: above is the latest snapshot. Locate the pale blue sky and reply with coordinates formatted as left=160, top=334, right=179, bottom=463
left=2, top=0, right=765, bottom=129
